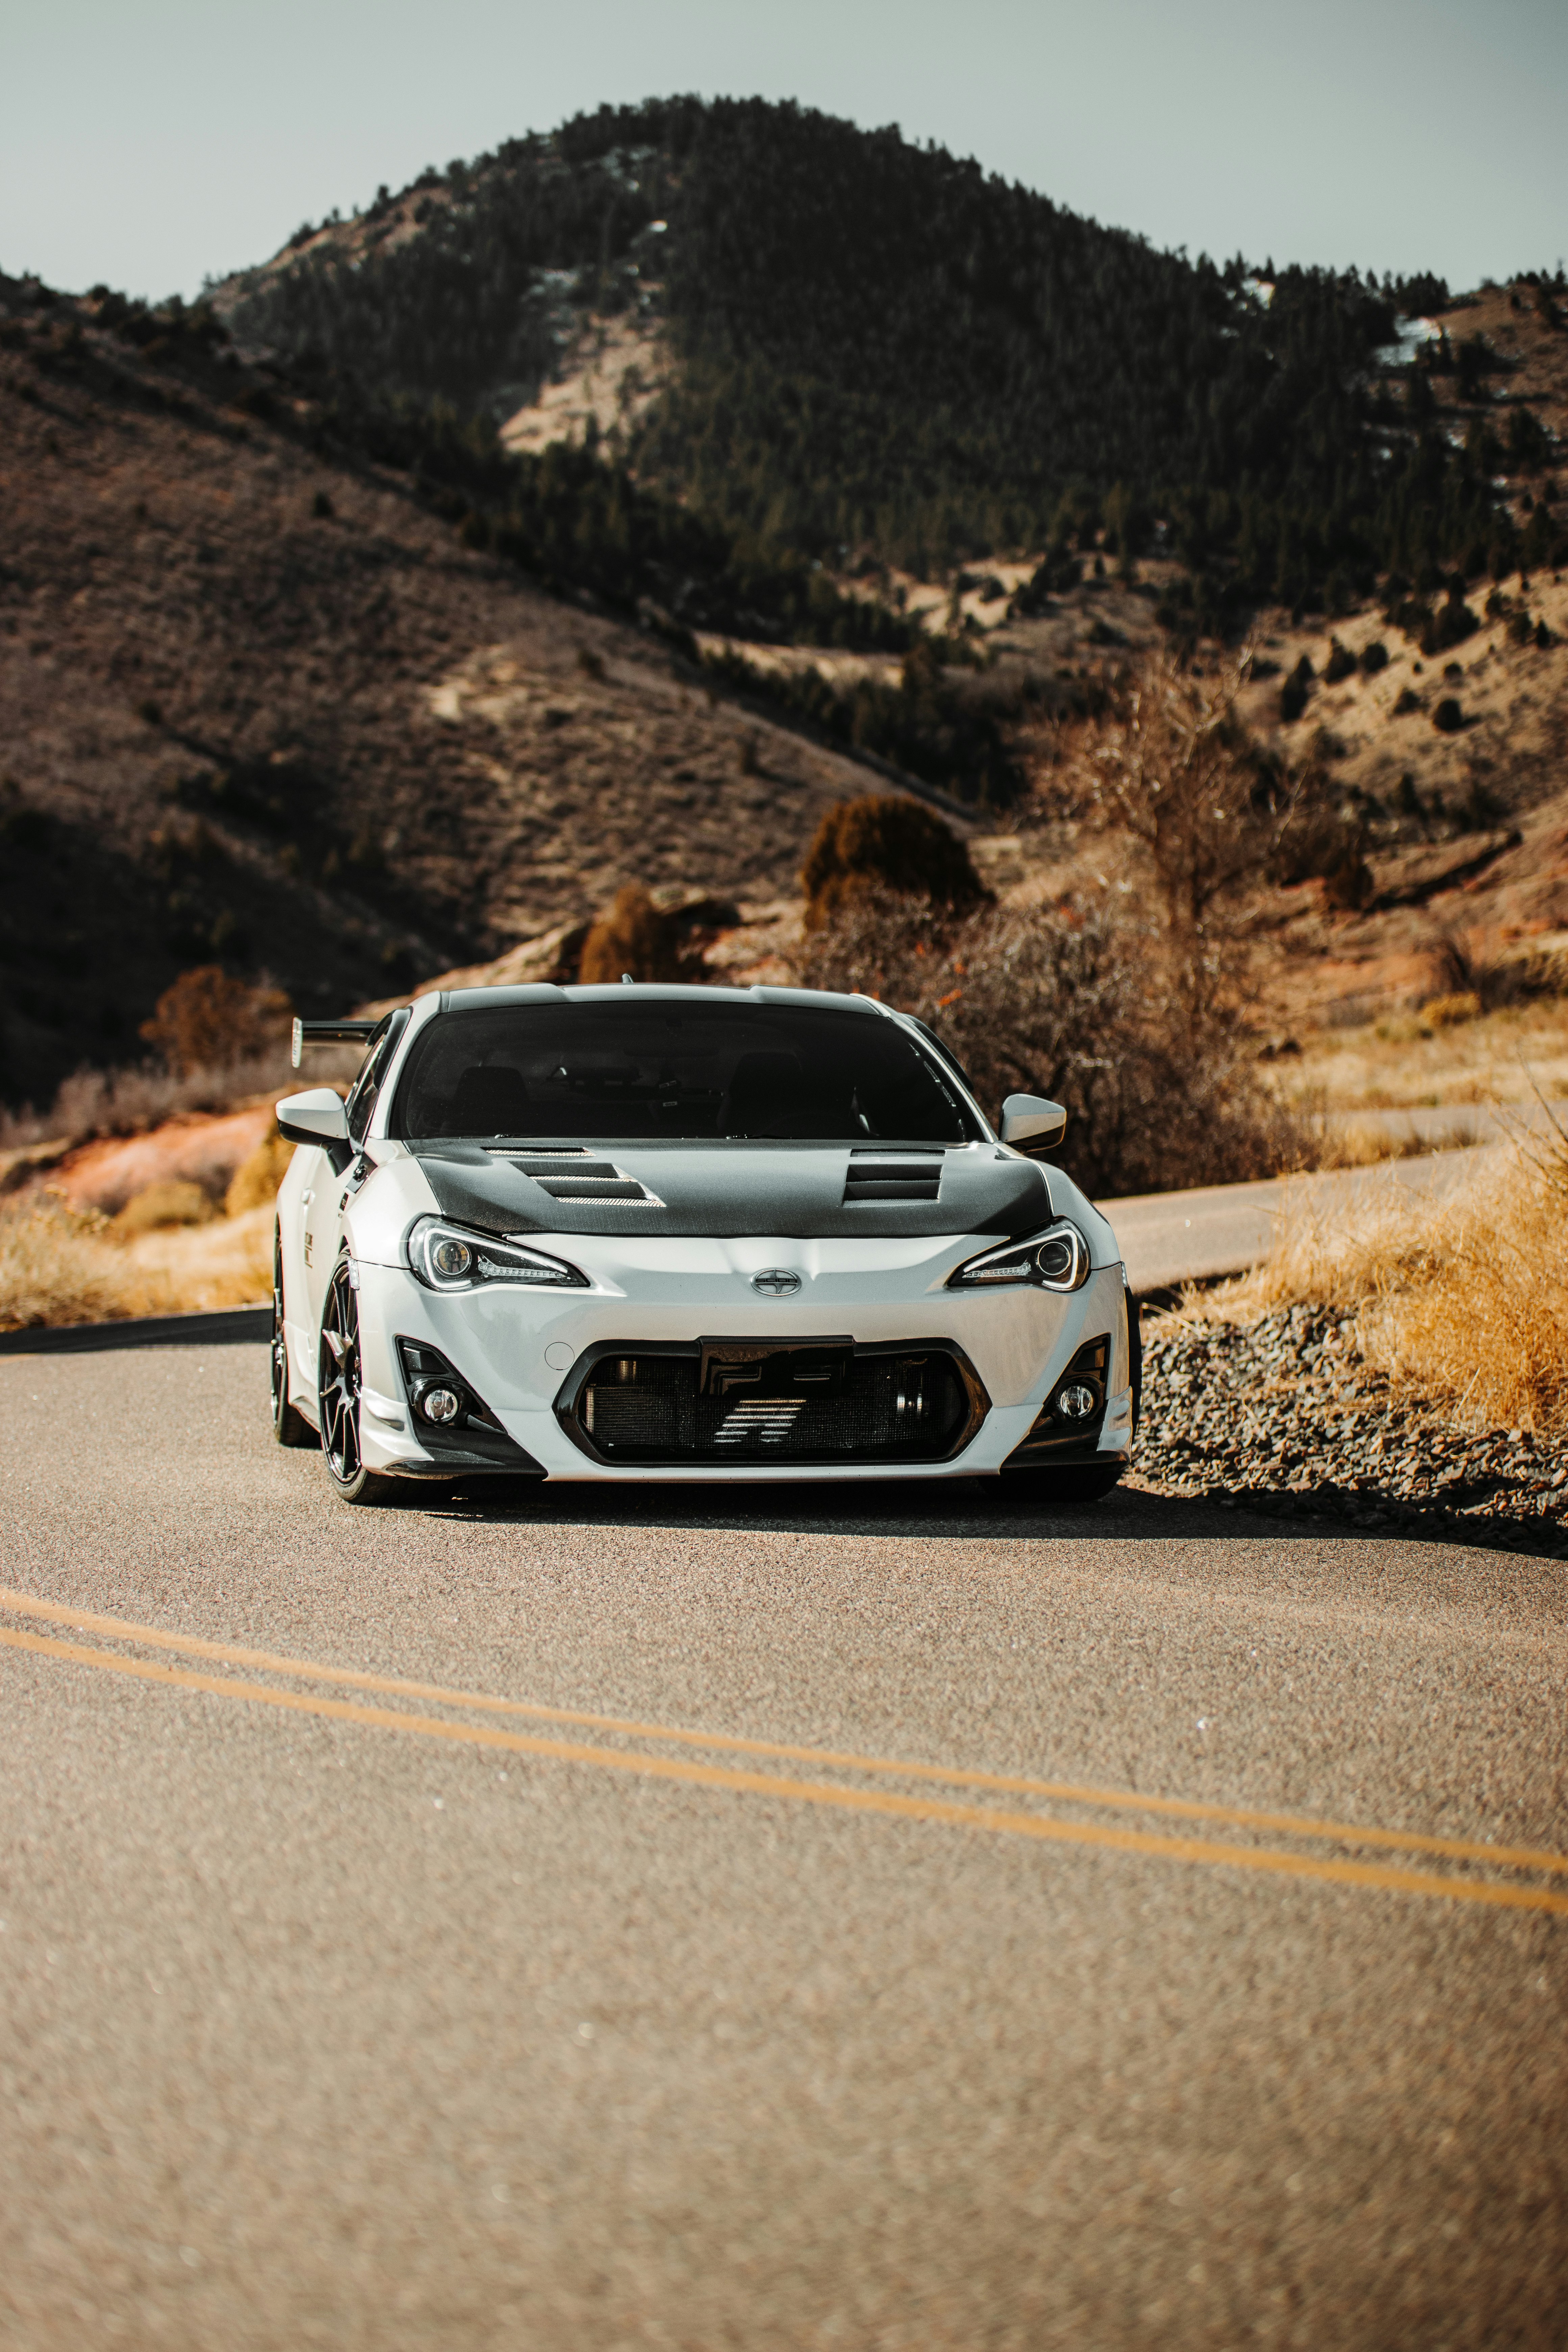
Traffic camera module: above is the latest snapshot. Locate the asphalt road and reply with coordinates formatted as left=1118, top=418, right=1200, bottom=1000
left=3, top=1339, right=1567, bottom=2350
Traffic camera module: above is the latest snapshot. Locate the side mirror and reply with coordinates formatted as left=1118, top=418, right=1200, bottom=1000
left=1000, top=1094, right=1067, bottom=1154
left=276, top=1088, right=350, bottom=1152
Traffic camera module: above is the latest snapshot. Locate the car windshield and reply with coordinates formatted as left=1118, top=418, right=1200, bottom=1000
left=392, top=999, right=981, bottom=1145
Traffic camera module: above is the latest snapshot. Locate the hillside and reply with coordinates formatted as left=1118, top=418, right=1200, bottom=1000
left=212, top=98, right=1566, bottom=606
left=0, top=277, right=900, bottom=1108
left=6, top=103, right=1567, bottom=1121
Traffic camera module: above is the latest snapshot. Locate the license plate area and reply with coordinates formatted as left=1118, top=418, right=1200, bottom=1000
left=698, top=1336, right=855, bottom=1399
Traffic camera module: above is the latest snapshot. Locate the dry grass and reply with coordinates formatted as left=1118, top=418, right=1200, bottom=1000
left=1260, top=997, right=1568, bottom=1118
left=0, top=1053, right=295, bottom=1153
left=0, top=1194, right=175, bottom=1330
left=0, top=1192, right=272, bottom=1332
left=225, top=1130, right=295, bottom=1216
left=120, top=1204, right=273, bottom=1312
left=1207, top=1127, right=1568, bottom=1434
left=1304, top=1113, right=1488, bottom=1169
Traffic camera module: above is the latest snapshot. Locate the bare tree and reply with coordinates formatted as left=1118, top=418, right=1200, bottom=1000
left=803, top=891, right=1299, bottom=1197
left=1083, top=651, right=1293, bottom=1018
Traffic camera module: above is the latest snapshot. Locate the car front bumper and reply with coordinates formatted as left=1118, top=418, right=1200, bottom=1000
left=333, top=1233, right=1135, bottom=1483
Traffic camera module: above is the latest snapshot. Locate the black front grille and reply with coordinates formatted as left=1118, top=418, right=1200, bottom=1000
left=565, top=1343, right=984, bottom=1465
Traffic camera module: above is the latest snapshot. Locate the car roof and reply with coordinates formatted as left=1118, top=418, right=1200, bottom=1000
left=440, top=982, right=891, bottom=1017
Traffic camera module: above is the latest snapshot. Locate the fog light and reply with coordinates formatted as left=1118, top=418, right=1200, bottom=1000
left=1056, top=1381, right=1098, bottom=1421
left=421, top=1385, right=462, bottom=1425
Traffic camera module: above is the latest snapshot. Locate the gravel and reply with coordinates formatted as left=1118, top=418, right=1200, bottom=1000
left=1131, top=1300, right=1568, bottom=1559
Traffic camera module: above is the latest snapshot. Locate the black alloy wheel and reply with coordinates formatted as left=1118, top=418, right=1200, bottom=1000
left=271, top=1225, right=313, bottom=1447
left=318, top=1257, right=388, bottom=1504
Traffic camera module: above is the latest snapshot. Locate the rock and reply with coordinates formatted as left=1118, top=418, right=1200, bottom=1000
left=1131, top=1307, right=1566, bottom=1559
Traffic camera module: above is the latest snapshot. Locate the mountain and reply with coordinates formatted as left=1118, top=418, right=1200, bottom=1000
left=5, top=103, right=1567, bottom=1113
left=211, top=97, right=1566, bottom=608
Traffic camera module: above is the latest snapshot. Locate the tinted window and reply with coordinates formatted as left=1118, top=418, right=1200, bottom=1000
left=392, top=1001, right=978, bottom=1145
left=345, top=1007, right=409, bottom=1143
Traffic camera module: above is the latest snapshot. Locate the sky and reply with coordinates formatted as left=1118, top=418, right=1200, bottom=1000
left=4, top=0, right=1565, bottom=302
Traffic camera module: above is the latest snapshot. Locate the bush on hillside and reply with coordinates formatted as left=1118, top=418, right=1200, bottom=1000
left=577, top=886, right=697, bottom=985
left=139, top=966, right=294, bottom=1076
left=1083, top=655, right=1299, bottom=1017
left=803, top=891, right=1298, bottom=1197
left=1421, top=583, right=1478, bottom=655
left=800, top=797, right=986, bottom=931
left=1269, top=806, right=1372, bottom=910
left=1279, top=656, right=1313, bottom=722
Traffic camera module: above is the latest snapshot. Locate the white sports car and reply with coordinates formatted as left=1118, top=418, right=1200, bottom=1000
left=271, top=983, right=1139, bottom=1506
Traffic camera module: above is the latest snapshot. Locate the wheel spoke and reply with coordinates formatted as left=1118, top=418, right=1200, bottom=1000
left=319, top=1266, right=363, bottom=1481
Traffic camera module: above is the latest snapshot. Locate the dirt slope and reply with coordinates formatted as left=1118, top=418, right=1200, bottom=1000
left=0, top=286, right=891, bottom=1105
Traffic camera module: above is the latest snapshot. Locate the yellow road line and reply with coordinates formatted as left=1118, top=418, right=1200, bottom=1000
left=3, top=1622, right=1567, bottom=1916
left=1, top=1585, right=1563, bottom=1878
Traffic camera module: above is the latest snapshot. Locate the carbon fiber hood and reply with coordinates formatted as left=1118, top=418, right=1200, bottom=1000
left=411, top=1140, right=1055, bottom=1241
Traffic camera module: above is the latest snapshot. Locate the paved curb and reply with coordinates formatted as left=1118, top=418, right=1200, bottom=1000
left=0, top=1306, right=271, bottom=1356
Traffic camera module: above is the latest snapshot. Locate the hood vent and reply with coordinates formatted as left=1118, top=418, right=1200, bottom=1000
left=538, top=1176, right=659, bottom=1204
left=482, top=1146, right=661, bottom=1206
left=843, top=1151, right=942, bottom=1204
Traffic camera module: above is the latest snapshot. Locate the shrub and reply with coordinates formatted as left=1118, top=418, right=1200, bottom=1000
left=1358, top=640, right=1389, bottom=676
left=312, top=489, right=335, bottom=519
left=800, top=796, right=985, bottom=930
left=0, top=1193, right=155, bottom=1331
left=1085, top=653, right=1300, bottom=1015
left=1393, top=687, right=1422, bottom=715
left=577, top=886, right=695, bottom=984
left=1270, top=805, right=1372, bottom=909
left=139, top=966, right=294, bottom=1076
left=1424, top=929, right=1527, bottom=1011
left=1421, top=583, right=1478, bottom=655
left=1215, top=1128, right=1568, bottom=1435
left=1323, top=638, right=1357, bottom=684
left=803, top=891, right=1299, bottom=1197
left=110, top=1181, right=216, bottom=1238
left=1278, top=656, right=1313, bottom=722
left=1432, top=698, right=1464, bottom=733
left=1419, top=991, right=1481, bottom=1029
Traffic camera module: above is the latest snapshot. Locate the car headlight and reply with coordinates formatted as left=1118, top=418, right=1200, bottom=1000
left=947, top=1219, right=1091, bottom=1293
left=406, top=1216, right=589, bottom=1292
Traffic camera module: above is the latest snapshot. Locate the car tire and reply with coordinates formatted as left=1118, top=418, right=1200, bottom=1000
left=271, top=1226, right=314, bottom=1448
left=318, top=1256, right=392, bottom=1506
left=1128, top=1287, right=1143, bottom=1435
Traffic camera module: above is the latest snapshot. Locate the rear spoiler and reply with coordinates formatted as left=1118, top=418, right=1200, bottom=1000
left=290, top=1016, right=379, bottom=1069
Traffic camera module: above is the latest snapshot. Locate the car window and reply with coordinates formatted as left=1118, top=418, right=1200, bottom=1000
left=345, top=1007, right=409, bottom=1144
left=391, top=1001, right=979, bottom=1145
left=908, top=1019, right=984, bottom=1108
